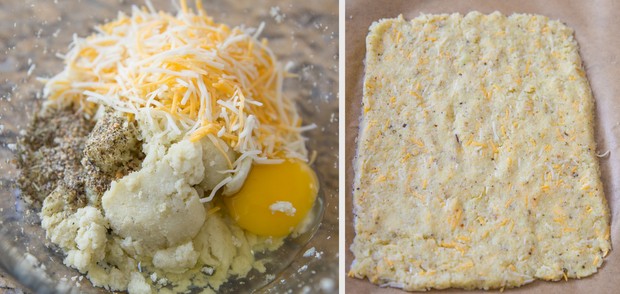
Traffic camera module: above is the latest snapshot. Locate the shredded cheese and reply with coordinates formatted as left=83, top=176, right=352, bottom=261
left=42, top=0, right=310, bottom=168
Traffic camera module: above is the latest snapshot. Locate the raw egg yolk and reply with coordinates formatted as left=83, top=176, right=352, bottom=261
left=224, top=159, right=319, bottom=237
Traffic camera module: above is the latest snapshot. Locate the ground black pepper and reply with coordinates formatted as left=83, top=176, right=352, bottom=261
left=17, top=105, right=143, bottom=208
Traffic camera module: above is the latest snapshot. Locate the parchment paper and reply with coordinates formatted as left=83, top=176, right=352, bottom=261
left=345, top=1, right=620, bottom=293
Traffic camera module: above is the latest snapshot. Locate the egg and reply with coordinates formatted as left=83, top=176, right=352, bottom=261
left=224, top=159, right=319, bottom=237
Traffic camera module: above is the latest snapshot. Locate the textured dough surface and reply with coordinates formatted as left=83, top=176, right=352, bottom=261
left=350, top=12, right=610, bottom=291
left=102, top=139, right=206, bottom=252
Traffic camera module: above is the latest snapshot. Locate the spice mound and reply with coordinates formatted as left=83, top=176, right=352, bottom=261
left=17, top=2, right=319, bottom=293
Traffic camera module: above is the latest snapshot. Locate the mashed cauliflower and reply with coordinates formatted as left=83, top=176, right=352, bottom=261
left=39, top=110, right=283, bottom=293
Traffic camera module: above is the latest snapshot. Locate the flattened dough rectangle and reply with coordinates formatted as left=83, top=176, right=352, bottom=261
left=350, top=12, right=610, bottom=291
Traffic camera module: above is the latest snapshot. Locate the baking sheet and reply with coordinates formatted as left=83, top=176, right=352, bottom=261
left=345, top=0, right=620, bottom=293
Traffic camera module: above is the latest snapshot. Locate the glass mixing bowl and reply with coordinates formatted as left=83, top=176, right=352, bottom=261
left=0, top=0, right=338, bottom=293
